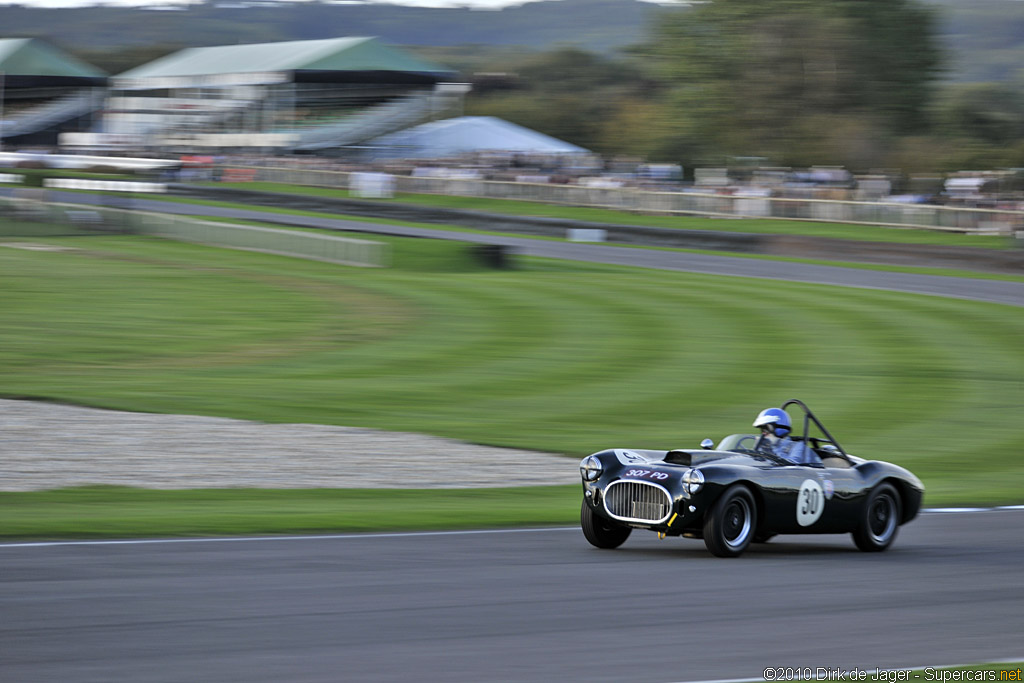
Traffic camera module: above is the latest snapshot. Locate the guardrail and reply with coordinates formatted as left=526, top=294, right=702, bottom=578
left=0, top=197, right=389, bottom=267
left=142, top=213, right=389, bottom=267
left=44, top=179, right=167, bottom=193
left=223, top=165, right=1024, bottom=235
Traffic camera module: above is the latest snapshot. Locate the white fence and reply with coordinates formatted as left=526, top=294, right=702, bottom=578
left=222, top=165, right=1024, bottom=235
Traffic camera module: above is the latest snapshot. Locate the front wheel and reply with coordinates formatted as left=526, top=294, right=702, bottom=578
left=703, top=485, right=757, bottom=557
left=581, top=499, right=631, bottom=549
left=852, top=483, right=901, bottom=552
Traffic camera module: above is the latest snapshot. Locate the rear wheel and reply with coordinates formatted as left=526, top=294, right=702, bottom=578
left=581, top=499, right=631, bottom=549
left=853, top=483, right=901, bottom=552
left=703, top=485, right=757, bottom=557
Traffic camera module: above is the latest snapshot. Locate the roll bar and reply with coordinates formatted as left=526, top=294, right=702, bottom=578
left=781, top=398, right=852, bottom=463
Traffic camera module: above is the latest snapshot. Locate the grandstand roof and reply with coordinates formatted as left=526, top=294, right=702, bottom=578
left=368, top=116, right=590, bottom=159
left=0, top=38, right=106, bottom=86
left=114, top=37, right=454, bottom=89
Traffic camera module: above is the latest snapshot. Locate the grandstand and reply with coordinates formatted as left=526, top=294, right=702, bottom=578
left=0, top=38, right=107, bottom=148
left=75, top=36, right=466, bottom=154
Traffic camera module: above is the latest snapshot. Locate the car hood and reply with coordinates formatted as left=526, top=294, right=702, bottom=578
left=610, top=448, right=766, bottom=468
left=663, top=449, right=772, bottom=468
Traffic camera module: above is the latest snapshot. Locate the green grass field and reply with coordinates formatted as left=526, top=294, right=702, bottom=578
left=2, top=228, right=1023, bottom=526
left=0, top=486, right=577, bottom=539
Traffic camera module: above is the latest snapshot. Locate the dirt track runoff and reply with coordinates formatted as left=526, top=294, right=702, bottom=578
left=2, top=399, right=576, bottom=491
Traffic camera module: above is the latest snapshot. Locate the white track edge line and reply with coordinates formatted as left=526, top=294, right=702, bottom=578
left=1, top=505, right=1022, bottom=549
left=0, top=526, right=578, bottom=549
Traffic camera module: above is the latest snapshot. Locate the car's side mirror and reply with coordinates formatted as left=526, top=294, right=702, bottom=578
left=700, top=438, right=714, bottom=450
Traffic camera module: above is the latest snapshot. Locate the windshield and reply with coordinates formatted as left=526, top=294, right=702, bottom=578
left=717, top=433, right=762, bottom=454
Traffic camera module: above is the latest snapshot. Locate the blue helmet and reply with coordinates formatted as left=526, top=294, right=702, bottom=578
left=753, top=407, right=791, bottom=438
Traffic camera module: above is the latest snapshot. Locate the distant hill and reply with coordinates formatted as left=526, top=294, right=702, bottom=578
left=0, top=0, right=674, bottom=54
left=924, top=0, right=1024, bottom=82
left=0, top=0, right=1021, bottom=82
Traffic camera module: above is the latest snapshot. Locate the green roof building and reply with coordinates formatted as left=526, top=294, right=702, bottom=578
left=0, top=38, right=107, bottom=87
left=101, top=37, right=463, bottom=151
left=0, top=38, right=106, bottom=146
left=114, top=36, right=452, bottom=89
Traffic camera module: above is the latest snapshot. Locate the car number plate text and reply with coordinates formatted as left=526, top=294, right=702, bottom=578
left=624, top=469, right=671, bottom=482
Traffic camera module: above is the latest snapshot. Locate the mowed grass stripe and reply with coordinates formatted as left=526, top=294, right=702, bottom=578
left=707, top=284, right=1019, bottom=467
left=315, top=274, right=585, bottom=385
left=856, top=294, right=1024, bottom=496
left=836, top=291, right=1024, bottom=457
left=1, top=248, right=335, bottom=366
left=313, top=273, right=779, bottom=436
left=782, top=288, right=966, bottom=438
left=510, top=280, right=934, bottom=450
left=2, top=235, right=1023, bottom=504
left=478, top=278, right=792, bottom=437
left=366, top=274, right=707, bottom=400
left=244, top=273, right=697, bottom=405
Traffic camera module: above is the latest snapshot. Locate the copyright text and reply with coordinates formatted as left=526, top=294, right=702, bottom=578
left=763, top=668, right=1023, bottom=682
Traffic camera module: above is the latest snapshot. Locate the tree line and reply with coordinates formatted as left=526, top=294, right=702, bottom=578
left=460, top=0, right=1024, bottom=173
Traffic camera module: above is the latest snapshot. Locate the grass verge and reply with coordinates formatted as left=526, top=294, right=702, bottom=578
left=192, top=213, right=1024, bottom=284
left=208, top=180, right=1016, bottom=249
left=0, top=486, right=579, bottom=540
left=2, top=234, right=1024, bottom=507
left=37, top=186, right=1023, bottom=279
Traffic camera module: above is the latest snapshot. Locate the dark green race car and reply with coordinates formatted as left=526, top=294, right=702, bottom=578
left=579, top=399, right=924, bottom=557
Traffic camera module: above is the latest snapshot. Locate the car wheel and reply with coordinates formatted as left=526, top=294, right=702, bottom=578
left=703, top=485, right=757, bottom=557
left=580, top=499, right=631, bottom=549
left=853, top=483, right=901, bottom=552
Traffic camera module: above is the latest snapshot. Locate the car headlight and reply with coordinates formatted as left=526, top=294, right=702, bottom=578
left=579, top=455, right=603, bottom=482
left=683, top=468, right=704, bottom=494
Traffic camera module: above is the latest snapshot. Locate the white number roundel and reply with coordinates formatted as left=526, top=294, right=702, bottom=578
left=796, top=479, right=825, bottom=527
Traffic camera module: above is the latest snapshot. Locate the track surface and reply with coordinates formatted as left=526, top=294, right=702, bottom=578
left=3, top=511, right=1022, bottom=683
left=50, top=192, right=1024, bottom=308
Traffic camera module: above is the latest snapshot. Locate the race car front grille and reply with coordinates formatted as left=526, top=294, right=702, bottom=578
left=603, top=480, right=672, bottom=524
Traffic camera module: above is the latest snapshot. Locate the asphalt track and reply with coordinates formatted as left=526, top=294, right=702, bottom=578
left=2, top=510, right=1023, bottom=683
left=50, top=192, right=1024, bottom=308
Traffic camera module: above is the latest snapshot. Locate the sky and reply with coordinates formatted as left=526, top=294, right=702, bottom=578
left=0, top=0, right=550, bottom=8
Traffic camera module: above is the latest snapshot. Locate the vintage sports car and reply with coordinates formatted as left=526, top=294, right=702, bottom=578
left=579, top=399, right=924, bottom=557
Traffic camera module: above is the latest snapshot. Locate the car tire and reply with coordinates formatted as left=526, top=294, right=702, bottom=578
left=580, top=499, right=631, bottom=549
left=853, top=483, right=901, bottom=552
left=703, top=485, right=757, bottom=557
